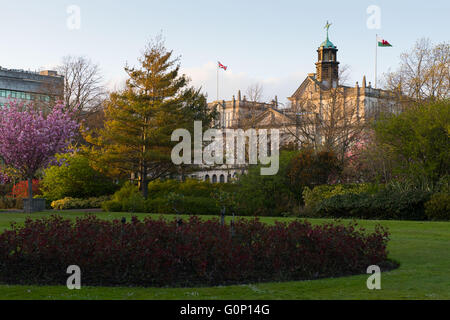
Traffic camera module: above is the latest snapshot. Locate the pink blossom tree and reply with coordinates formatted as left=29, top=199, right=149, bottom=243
left=0, top=102, right=79, bottom=212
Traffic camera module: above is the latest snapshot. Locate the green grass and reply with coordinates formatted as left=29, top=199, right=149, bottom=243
left=0, top=211, right=449, bottom=300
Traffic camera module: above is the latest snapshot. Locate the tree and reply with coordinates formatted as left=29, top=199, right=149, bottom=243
left=41, top=152, right=119, bottom=202
left=57, top=56, right=106, bottom=118
left=373, top=100, right=450, bottom=188
left=286, top=148, right=341, bottom=199
left=245, top=83, right=264, bottom=103
left=384, top=38, right=450, bottom=103
left=0, top=102, right=79, bottom=212
left=84, top=36, right=214, bottom=198
left=285, top=86, right=367, bottom=165
left=237, top=150, right=299, bottom=216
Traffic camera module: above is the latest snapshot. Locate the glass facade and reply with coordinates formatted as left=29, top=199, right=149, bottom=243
left=0, top=89, right=50, bottom=102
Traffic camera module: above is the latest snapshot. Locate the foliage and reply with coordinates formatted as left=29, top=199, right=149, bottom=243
left=0, top=215, right=390, bottom=287
left=51, top=196, right=110, bottom=210
left=41, top=153, right=118, bottom=202
left=101, top=181, right=221, bottom=215
left=83, top=36, right=215, bottom=198
left=236, top=150, right=299, bottom=216
left=313, top=190, right=431, bottom=220
left=373, top=101, right=450, bottom=188
left=10, top=180, right=41, bottom=199
left=287, top=148, right=341, bottom=197
left=303, top=183, right=384, bottom=211
left=0, top=102, right=79, bottom=211
left=146, top=196, right=219, bottom=215
left=148, top=178, right=221, bottom=199
left=0, top=102, right=79, bottom=180
left=425, top=193, right=450, bottom=221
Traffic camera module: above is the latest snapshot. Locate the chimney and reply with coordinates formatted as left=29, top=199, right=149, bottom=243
left=238, top=90, right=241, bottom=101
left=40, top=70, right=58, bottom=77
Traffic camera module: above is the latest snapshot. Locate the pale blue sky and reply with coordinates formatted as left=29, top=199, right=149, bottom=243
left=0, top=0, right=448, bottom=104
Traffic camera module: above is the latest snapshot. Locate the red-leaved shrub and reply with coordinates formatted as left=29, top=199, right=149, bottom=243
left=10, top=179, right=41, bottom=198
left=0, top=215, right=391, bottom=287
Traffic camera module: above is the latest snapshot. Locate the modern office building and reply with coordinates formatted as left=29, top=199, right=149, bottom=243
left=0, top=67, right=64, bottom=108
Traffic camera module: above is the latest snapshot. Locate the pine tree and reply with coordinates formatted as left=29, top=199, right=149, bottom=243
left=85, top=37, right=213, bottom=198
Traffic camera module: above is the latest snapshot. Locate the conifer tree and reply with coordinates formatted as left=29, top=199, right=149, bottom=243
left=85, top=36, right=213, bottom=198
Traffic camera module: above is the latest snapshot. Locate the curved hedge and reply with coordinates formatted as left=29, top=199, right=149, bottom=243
left=0, top=215, right=391, bottom=287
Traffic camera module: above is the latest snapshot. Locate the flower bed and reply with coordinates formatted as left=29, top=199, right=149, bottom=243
left=0, top=215, right=392, bottom=287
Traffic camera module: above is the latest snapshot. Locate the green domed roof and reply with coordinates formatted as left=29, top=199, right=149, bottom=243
left=320, top=38, right=336, bottom=49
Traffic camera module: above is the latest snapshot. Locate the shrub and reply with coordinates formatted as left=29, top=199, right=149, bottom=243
left=314, top=189, right=431, bottom=220
left=287, top=148, right=341, bottom=199
left=102, top=181, right=224, bottom=215
left=101, top=200, right=123, bottom=212
left=303, top=183, right=383, bottom=210
left=41, top=153, right=119, bottom=202
left=237, top=150, right=299, bottom=216
left=425, top=193, right=450, bottom=221
left=0, top=215, right=392, bottom=287
left=10, top=180, right=41, bottom=198
left=147, top=178, right=233, bottom=199
left=100, top=182, right=146, bottom=212
left=51, top=196, right=110, bottom=210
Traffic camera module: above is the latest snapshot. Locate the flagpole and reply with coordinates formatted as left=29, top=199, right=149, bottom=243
left=375, top=34, right=378, bottom=89
left=216, top=62, right=219, bottom=101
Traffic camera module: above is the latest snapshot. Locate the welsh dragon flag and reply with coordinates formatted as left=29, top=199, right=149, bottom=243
left=377, top=36, right=392, bottom=47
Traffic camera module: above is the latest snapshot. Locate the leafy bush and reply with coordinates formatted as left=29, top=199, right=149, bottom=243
left=374, top=101, right=450, bottom=188
left=303, top=183, right=383, bottom=211
left=287, top=148, right=341, bottom=200
left=10, top=180, right=41, bottom=198
left=314, top=190, right=431, bottom=220
left=51, top=196, right=110, bottom=210
left=41, top=153, right=119, bottom=202
left=101, top=200, right=123, bottom=212
left=102, top=181, right=224, bottom=214
left=148, top=178, right=235, bottom=199
left=237, top=150, right=299, bottom=216
left=0, top=215, right=391, bottom=287
left=100, top=182, right=145, bottom=212
left=425, top=193, right=450, bottom=221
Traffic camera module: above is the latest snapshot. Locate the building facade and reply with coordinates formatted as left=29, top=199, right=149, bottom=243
left=190, top=24, right=400, bottom=183
left=0, top=67, right=64, bottom=108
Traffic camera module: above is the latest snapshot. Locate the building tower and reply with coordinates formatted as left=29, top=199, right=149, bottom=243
left=315, top=21, right=339, bottom=88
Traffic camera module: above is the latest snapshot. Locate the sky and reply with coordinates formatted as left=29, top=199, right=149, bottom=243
left=0, top=0, right=448, bottom=106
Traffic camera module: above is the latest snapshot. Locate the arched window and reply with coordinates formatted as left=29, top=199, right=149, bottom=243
left=219, top=174, right=225, bottom=183
left=205, top=174, right=210, bottom=182
left=212, top=174, right=217, bottom=183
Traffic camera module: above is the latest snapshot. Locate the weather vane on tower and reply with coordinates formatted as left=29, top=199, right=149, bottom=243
left=324, top=21, right=332, bottom=40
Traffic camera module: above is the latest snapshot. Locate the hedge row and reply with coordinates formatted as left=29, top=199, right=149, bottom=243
left=0, top=215, right=391, bottom=287
left=51, top=196, right=111, bottom=210
left=102, top=196, right=220, bottom=215
left=313, top=190, right=432, bottom=220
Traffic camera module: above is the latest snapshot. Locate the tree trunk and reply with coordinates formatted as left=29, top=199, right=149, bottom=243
left=27, top=177, right=33, bottom=213
left=141, top=165, right=148, bottom=199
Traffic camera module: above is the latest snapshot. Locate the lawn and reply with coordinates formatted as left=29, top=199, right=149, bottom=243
left=0, top=211, right=448, bottom=300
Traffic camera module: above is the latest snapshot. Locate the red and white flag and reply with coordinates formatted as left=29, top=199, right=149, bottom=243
left=218, top=61, right=227, bottom=70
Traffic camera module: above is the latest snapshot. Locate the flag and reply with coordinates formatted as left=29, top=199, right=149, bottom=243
left=377, top=36, right=392, bottom=47
left=218, top=61, right=227, bottom=70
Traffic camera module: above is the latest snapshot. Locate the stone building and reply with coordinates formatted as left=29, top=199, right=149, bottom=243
left=190, top=23, right=400, bottom=183
left=0, top=67, right=64, bottom=109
